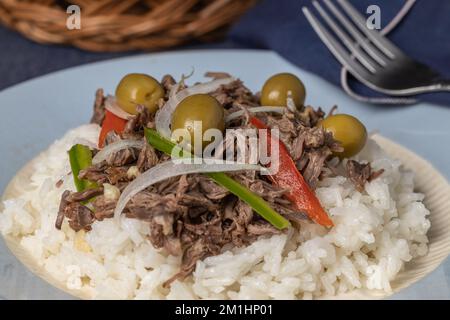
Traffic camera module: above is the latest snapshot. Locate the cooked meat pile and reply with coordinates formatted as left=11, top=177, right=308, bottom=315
left=346, top=160, right=384, bottom=192
left=56, top=73, right=382, bottom=285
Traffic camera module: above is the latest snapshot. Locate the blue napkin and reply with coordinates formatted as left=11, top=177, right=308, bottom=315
left=228, top=0, right=450, bottom=106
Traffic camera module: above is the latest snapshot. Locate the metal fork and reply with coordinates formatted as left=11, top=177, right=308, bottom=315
left=302, top=0, right=450, bottom=96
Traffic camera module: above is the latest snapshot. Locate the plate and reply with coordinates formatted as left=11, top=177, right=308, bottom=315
left=1, top=49, right=450, bottom=299
left=2, top=134, right=450, bottom=300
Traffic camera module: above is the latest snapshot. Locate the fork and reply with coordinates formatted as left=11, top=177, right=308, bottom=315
left=302, top=0, right=450, bottom=96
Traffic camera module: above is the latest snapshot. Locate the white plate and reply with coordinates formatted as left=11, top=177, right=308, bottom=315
left=1, top=49, right=450, bottom=299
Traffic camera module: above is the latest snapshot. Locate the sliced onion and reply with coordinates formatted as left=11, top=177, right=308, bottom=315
left=72, top=138, right=97, bottom=149
left=114, top=160, right=265, bottom=221
left=168, top=82, right=182, bottom=100
left=225, top=106, right=286, bottom=123
left=155, top=77, right=236, bottom=139
left=286, top=91, right=297, bottom=112
left=167, top=70, right=194, bottom=99
left=92, top=139, right=146, bottom=165
left=104, top=95, right=135, bottom=120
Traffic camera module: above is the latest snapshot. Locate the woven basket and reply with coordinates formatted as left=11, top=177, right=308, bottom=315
left=0, top=0, right=256, bottom=52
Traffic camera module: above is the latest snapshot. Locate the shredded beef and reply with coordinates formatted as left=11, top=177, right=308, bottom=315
left=262, top=109, right=342, bottom=189
left=56, top=188, right=102, bottom=230
left=297, top=106, right=325, bottom=127
left=66, top=187, right=104, bottom=203
left=302, top=126, right=326, bottom=148
left=198, top=178, right=229, bottom=200
left=369, top=167, right=385, bottom=181
left=164, top=239, right=220, bottom=287
left=103, top=132, right=140, bottom=167
left=346, top=160, right=384, bottom=192
left=291, top=135, right=305, bottom=161
left=126, top=192, right=184, bottom=220
left=210, top=80, right=259, bottom=109
left=180, top=191, right=219, bottom=216
left=303, top=148, right=332, bottom=189
left=78, top=164, right=109, bottom=184
left=64, top=202, right=95, bottom=232
left=55, top=190, right=70, bottom=230
left=247, top=221, right=280, bottom=236
left=248, top=179, right=288, bottom=203
left=136, top=143, right=159, bottom=172
left=107, top=148, right=138, bottom=167
left=55, top=179, right=64, bottom=188
left=205, top=71, right=232, bottom=79
left=123, top=105, right=155, bottom=139
left=90, top=89, right=105, bottom=125
left=284, top=212, right=309, bottom=226
left=58, top=72, right=376, bottom=285
left=161, top=74, right=176, bottom=94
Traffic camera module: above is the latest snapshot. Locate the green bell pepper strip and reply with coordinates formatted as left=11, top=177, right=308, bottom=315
left=68, top=144, right=97, bottom=192
left=144, top=128, right=290, bottom=230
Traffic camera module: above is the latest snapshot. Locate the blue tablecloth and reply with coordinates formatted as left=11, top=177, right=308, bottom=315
left=2, top=1, right=450, bottom=105
left=228, top=0, right=450, bottom=106
left=0, top=25, right=237, bottom=91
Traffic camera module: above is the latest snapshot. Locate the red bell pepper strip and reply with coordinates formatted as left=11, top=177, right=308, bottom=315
left=144, top=128, right=290, bottom=230
left=98, top=110, right=127, bottom=148
left=250, top=116, right=334, bottom=228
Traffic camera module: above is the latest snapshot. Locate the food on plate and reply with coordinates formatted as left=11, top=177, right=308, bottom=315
left=171, top=94, right=225, bottom=150
left=320, top=114, right=368, bottom=158
left=68, top=144, right=98, bottom=192
left=260, top=72, right=306, bottom=107
left=98, top=110, right=127, bottom=148
left=0, top=72, right=430, bottom=299
left=115, top=73, right=164, bottom=115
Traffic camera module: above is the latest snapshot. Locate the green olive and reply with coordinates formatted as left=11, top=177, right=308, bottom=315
left=171, top=94, right=225, bottom=151
left=115, top=73, right=164, bottom=115
left=320, top=114, right=367, bottom=158
left=260, top=73, right=306, bottom=108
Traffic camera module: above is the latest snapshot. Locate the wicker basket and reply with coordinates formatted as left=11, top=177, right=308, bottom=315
left=0, top=0, right=256, bottom=52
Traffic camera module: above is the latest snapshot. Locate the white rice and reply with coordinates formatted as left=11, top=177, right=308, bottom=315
left=0, top=124, right=431, bottom=299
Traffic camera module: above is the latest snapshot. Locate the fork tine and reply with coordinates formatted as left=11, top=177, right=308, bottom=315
left=312, top=1, right=377, bottom=73
left=323, top=0, right=386, bottom=66
left=337, top=0, right=401, bottom=59
left=302, top=7, right=374, bottom=81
